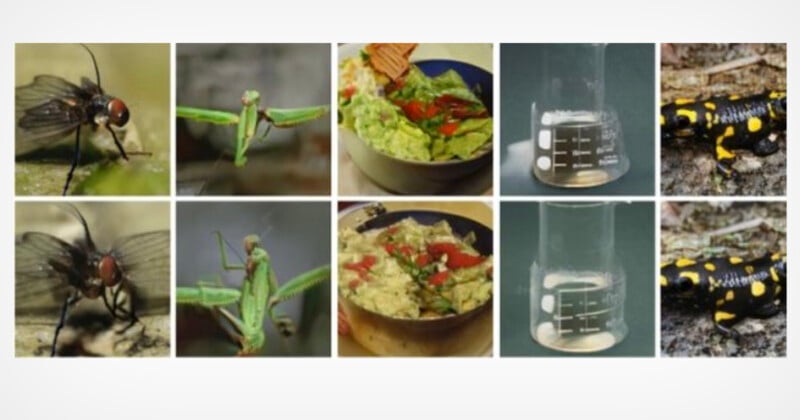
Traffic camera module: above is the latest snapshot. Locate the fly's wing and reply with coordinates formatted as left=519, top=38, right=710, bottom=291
left=110, top=230, right=170, bottom=314
left=15, top=232, right=88, bottom=314
left=16, top=75, right=85, bottom=156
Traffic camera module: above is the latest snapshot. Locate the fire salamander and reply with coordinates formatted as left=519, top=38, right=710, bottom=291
left=661, top=252, right=786, bottom=340
left=661, top=91, right=786, bottom=178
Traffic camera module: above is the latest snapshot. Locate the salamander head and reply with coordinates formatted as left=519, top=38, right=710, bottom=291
left=661, top=262, right=708, bottom=304
left=661, top=102, right=698, bottom=141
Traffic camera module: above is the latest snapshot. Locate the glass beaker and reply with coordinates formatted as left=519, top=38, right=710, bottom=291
left=531, top=44, right=629, bottom=188
left=530, top=202, right=627, bottom=352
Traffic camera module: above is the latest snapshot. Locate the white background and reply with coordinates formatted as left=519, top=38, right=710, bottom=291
left=1, top=1, right=797, bottom=418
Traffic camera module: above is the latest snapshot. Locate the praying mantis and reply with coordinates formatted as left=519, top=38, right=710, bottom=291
left=176, top=231, right=330, bottom=355
left=176, top=90, right=329, bottom=167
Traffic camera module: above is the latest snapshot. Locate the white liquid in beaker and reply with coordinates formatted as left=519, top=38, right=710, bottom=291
left=530, top=270, right=627, bottom=352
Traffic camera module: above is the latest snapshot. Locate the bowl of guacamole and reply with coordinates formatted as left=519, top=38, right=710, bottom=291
left=338, top=47, right=493, bottom=194
left=338, top=207, right=493, bottom=355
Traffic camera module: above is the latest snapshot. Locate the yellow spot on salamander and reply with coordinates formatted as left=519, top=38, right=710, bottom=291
left=660, top=114, right=665, bottom=126
left=715, top=311, right=736, bottom=322
left=769, top=91, right=786, bottom=100
left=745, top=265, right=755, bottom=274
left=660, top=261, right=671, bottom=268
left=660, top=275, right=668, bottom=287
left=677, top=108, right=698, bottom=123
left=725, top=290, right=735, bottom=301
left=771, top=253, right=782, bottom=262
left=729, top=256, right=743, bottom=264
left=704, top=262, right=716, bottom=271
left=679, top=271, right=700, bottom=285
left=751, top=281, right=766, bottom=297
left=728, top=94, right=741, bottom=100
left=716, top=141, right=735, bottom=160
left=704, top=102, right=717, bottom=110
left=775, top=285, right=782, bottom=296
left=747, top=117, right=762, bottom=133
left=768, top=103, right=777, bottom=120
left=713, top=114, right=720, bottom=124
left=716, top=299, right=725, bottom=307
left=770, top=267, right=780, bottom=282
left=675, top=258, right=696, bottom=268
left=674, top=98, right=695, bottom=105
left=723, top=126, right=735, bottom=137
left=705, top=112, right=713, bottom=129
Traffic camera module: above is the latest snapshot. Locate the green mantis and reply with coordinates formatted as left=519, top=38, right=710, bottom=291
left=176, top=90, right=329, bottom=167
left=176, top=232, right=330, bottom=355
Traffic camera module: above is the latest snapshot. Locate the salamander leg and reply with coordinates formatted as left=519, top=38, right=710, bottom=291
left=713, top=321, right=741, bottom=341
left=712, top=309, right=741, bottom=341
left=751, top=302, right=781, bottom=319
left=752, top=136, right=780, bottom=156
left=715, top=159, right=738, bottom=179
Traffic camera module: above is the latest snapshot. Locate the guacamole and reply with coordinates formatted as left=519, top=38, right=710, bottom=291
left=338, top=218, right=493, bottom=319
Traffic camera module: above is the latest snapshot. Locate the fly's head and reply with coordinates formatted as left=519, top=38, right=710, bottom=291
left=96, top=254, right=122, bottom=288
left=92, top=95, right=129, bottom=128
left=106, top=98, right=130, bottom=127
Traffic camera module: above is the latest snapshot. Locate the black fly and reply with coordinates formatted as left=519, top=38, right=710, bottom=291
left=15, top=204, right=169, bottom=356
left=15, top=44, right=132, bottom=196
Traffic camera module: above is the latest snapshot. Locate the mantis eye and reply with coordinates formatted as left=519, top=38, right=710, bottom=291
left=107, top=98, right=129, bottom=127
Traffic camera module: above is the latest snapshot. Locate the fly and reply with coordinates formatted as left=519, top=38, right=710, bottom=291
left=15, top=204, right=170, bottom=356
left=16, top=44, right=135, bottom=196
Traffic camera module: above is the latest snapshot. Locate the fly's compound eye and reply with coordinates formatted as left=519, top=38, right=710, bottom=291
left=107, top=98, right=129, bottom=127
left=98, top=255, right=121, bottom=287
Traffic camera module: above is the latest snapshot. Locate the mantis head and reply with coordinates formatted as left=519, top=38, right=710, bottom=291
left=243, top=234, right=261, bottom=254
left=241, top=90, right=261, bottom=107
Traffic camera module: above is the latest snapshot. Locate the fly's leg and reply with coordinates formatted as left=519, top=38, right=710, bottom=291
left=63, top=126, right=81, bottom=196
left=101, top=284, right=140, bottom=334
left=52, top=291, right=82, bottom=357
left=106, top=124, right=129, bottom=160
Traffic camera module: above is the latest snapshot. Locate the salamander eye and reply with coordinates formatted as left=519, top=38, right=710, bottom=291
left=107, top=98, right=130, bottom=127
left=675, top=115, right=690, bottom=128
left=676, top=277, right=693, bottom=292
